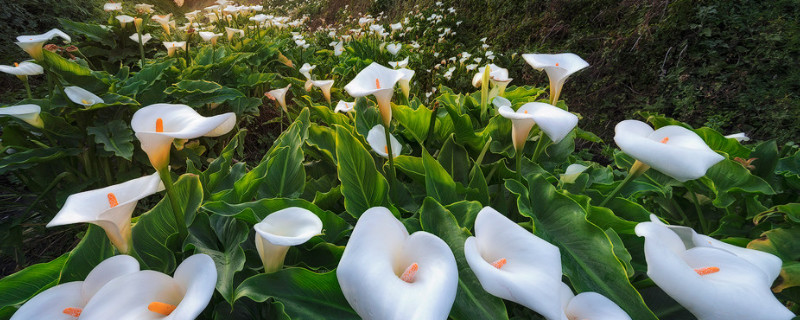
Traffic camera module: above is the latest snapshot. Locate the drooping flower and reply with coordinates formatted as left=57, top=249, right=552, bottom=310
left=344, top=62, right=405, bottom=126
left=162, top=41, right=186, bottom=57
left=151, top=14, right=173, bottom=35
left=78, top=254, right=217, bottom=320
left=10, top=255, right=140, bottom=320
left=0, top=61, right=44, bottom=77
left=115, top=15, right=134, bottom=28
left=131, top=104, right=236, bottom=170
left=0, top=104, right=44, bottom=128
left=16, top=29, right=71, bottom=60
left=614, top=120, right=724, bottom=182
left=103, top=2, right=122, bottom=11
left=198, top=31, right=222, bottom=45
left=635, top=215, right=794, bottom=320
left=253, top=208, right=323, bottom=273
left=64, top=86, right=104, bottom=107
left=265, top=84, right=291, bottom=113
left=724, top=132, right=750, bottom=142
left=46, top=172, right=164, bottom=253
left=497, top=102, right=578, bottom=151
left=559, top=283, right=632, bottom=320
left=522, top=53, right=588, bottom=104
left=311, top=79, right=335, bottom=103
left=334, top=100, right=355, bottom=113
left=337, top=207, right=458, bottom=320
left=129, top=33, right=153, bottom=44
left=299, top=63, right=316, bottom=91
left=464, top=207, right=565, bottom=320
left=366, top=124, right=402, bottom=158
left=386, top=43, right=402, bottom=56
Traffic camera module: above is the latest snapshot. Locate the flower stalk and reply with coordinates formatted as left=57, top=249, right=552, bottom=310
left=157, top=167, right=186, bottom=239
left=383, top=123, right=397, bottom=192
left=600, top=160, right=650, bottom=207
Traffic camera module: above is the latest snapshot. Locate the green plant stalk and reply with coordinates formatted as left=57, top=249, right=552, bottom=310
left=480, top=66, right=491, bottom=121
left=137, top=30, right=146, bottom=68
left=685, top=183, right=709, bottom=234
left=424, top=103, right=438, bottom=147
left=19, top=76, right=32, bottom=100
left=157, top=167, right=187, bottom=239
left=530, top=132, right=549, bottom=163
left=600, top=160, right=650, bottom=207
left=383, top=123, right=397, bottom=193
left=515, top=149, right=523, bottom=180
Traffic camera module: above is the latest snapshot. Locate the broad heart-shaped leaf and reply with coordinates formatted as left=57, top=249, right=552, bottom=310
left=118, top=60, right=175, bottom=97
left=353, top=97, right=381, bottom=140
left=334, top=124, right=389, bottom=218
left=189, top=130, right=246, bottom=196
left=0, top=148, right=80, bottom=175
left=58, top=225, right=115, bottom=283
left=701, top=159, right=775, bottom=208
left=418, top=198, right=509, bottom=320
left=132, top=174, right=203, bottom=274
left=506, top=175, right=657, bottom=319
left=438, top=134, right=471, bottom=185
left=258, top=108, right=310, bottom=199
left=58, top=18, right=115, bottom=47
left=202, top=198, right=351, bottom=244
left=234, top=268, right=359, bottom=319
left=87, top=119, right=135, bottom=160
left=391, top=102, right=432, bottom=143
left=394, top=155, right=425, bottom=184
left=0, top=254, right=68, bottom=313
left=693, top=127, right=751, bottom=159
left=42, top=50, right=108, bottom=92
left=306, top=123, right=338, bottom=165
left=423, top=149, right=459, bottom=206
left=310, top=105, right=350, bottom=129
left=186, top=213, right=248, bottom=304
left=164, top=80, right=223, bottom=94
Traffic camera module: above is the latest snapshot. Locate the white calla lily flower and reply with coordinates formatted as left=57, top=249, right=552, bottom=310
left=397, top=68, right=414, bottom=99
left=724, top=132, right=750, bottom=142
left=265, top=84, right=292, bottom=113
left=635, top=215, right=793, bottom=320
left=0, top=61, right=43, bottom=76
left=344, top=62, right=405, bottom=126
left=79, top=254, right=217, bottom=320
left=16, top=29, right=71, bottom=60
left=10, top=255, right=140, bottom=320
left=135, top=3, right=154, bottom=13
left=332, top=41, right=345, bottom=56
left=162, top=41, right=186, bottom=57
left=103, top=2, right=122, bottom=11
left=311, top=79, right=335, bottom=103
left=131, top=104, right=236, bottom=170
left=299, top=63, right=317, bottom=91
left=46, top=172, right=164, bottom=254
left=366, top=124, right=402, bottom=158
left=116, top=15, right=134, bottom=28
left=198, top=31, right=222, bottom=45
left=491, top=96, right=511, bottom=109
left=338, top=207, right=458, bottom=320
left=464, top=207, right=565, bottom=320
left=559, top=283, right=632, bottom=320
left=388, top=56, right=409, bottom=69
left=0, top=104, right=44, bottom=128
left=225, top=27, right=244, bottom=41
left=498, top=102, right=578, bottom=151
left=151, top=14, right=173, bottom=35
left=471, top=64, right=512, bottom=88
left=522, top=53, right=588, bottom=104
left=386, top=43, right=402, bottom=56
left=64, top=86, right=104, bottom=107
left=129, top=33, right=153, bottom=44
left=254, top=208, right=323, bottom=273
left=560, top=163, right=589, bottom=184
left=614, top=120, right=724, bottom=182
left=334, top=100, right=355, bottom=113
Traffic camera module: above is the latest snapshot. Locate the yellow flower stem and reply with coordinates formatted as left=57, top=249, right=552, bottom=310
left=479, top=66, right=491, bottom=121
left=157, top=167, right=187, bottom=240
left=600, top=160, right=650, bottom=207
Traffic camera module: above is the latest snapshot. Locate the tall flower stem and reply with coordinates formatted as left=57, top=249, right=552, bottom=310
left=20, top=76, right=32, bottom=100
left=515, top=148, right=523, bottom=180
left=684, top=183, right=709, bottom=234
left=530, top=132, right=549, bottom=163
left=137, top=30, right=146, bottom=68
left=157, top=167, right=186, bottom=239
left=479, top=66, right=491, bottom=122
left=424, top=102, right=438, bottom=148
left=383, top=123, right=397, bottom=192
left=600, top=160, right=650, bottom=207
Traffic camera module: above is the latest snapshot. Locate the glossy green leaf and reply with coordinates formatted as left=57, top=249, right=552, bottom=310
left=703, top=159, right=775, bottom=208
left=59, top=18, right=114, bottom=46
left=58, top=225, right=115, bottom=283
left=0, top=255, right=68, bottom=311
left=0, top=148, right=81, bottom=175
left=186, top=213, right=248, bottom=303
left=335, top=124, right=389, bottom=218
left=87, top=119, right=135, bottom=160
left=419, top=198, right=508, bottom=320
left=438, top=134, right=471, bottom=185
left=306, top=123, right=338, bottom=164
left=165, top=80, right=223, bottom=94
left=391, top=103, right=432, bottom=143
left=234, top=268, right=359, bottom=319
left=423, top=149, right=459, bottom=205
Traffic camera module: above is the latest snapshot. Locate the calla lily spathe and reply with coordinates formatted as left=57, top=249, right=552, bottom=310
left=522, top=53, right=588, bottom=104
left=103, top=2, right=122, bottom=11
left=131, top=104, right=236, bottom=170
left=162, top=41, right=186, bottom=57
left=389, top=56, right=409, bottom=69
left=253, top=207, right=323, bottom=273
left=198, top=31, right=222, bottom=45
left=46, top=172, right=164, bottom=253
left=464, top=207, right=565, bottom=320
left=397, top=68, right=414, bottom=99
left=0, top=61, right=43, bottom=76
left=151, top=14, right=173, bottom=35
left=225, top=27, right=244, bottom=41
left=386, top=43, right=402, bottom=56
left=560, top=163, right=589, bottom=184
left=0, top=104, right=44, bottom=128
left=725, top=132, right=750, bottom=142
left=498, top=102, right=578, bottom=151
left=79, top=254, right=217, bottom=320
left=116, top=15, right=134, bottom=28
left=635, top=215, right=793, bottom=320
left=614, top=120, right=724, bottom=182
left=366, top=124, right=402, bottom=158
left=266, top=84, right=291, bottom=113
left=334, top=100, right=355, bottom=113
left=311, top=79, right=335, bottom=103
left=299, top=63, right=316, bottom=91
left=64, top=86, right=104, bottom=107
left=559, top=283, right=632, bottom=320
left=11, top=255, right=140, bottom=320
left=16, top=29, right=71, bottom=60
left=129, top=33, right=153, bottom=44
left=337, top=207, right=458, bottom=320
left=344, top=62, right=405, bottom=126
